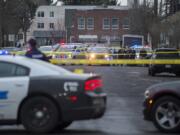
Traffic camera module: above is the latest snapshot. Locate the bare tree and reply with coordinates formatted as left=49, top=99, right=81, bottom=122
left=129, top=0, right=164, bottom=48
left=0, top=0, right=53, bottom=47
left=154, top=0, right=158, bottom=16
left=164, top=12, right=180, bottom=48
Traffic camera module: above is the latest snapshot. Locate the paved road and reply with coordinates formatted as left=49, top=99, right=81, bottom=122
left=0, top=66, right=179, bottom=135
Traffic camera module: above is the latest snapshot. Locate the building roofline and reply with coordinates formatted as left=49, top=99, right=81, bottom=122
left=37, top=5, right=129, bottom=10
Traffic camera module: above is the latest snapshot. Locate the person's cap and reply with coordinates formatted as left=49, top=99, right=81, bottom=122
left=28, top=38, right=36, bottom=47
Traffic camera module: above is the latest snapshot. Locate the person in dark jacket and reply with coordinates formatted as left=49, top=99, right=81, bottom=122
left=140, top=49, right=147, bottom=59
left=25, top=38, right=49, bottom=62
left=129, top=49, right=136, bottom=59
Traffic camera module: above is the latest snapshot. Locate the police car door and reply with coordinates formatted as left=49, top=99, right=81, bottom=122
left=0, top=61, right=29, bottom=120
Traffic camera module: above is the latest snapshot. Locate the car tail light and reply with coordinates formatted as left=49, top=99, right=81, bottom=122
left=85, top=79, right=102, bottom=91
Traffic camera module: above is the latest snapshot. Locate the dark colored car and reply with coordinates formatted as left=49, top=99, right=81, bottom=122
left=0, top=56, right=106, bottom=133
left=143, top=81, right=180, bottom=133
left=148, top=48, right=180, bottom=76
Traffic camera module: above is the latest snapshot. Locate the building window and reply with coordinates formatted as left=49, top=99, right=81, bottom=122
left=18, top=34, right=23, bottom=40
left=37, top=11, right=44, bottom=17
left=87, top=17, right=94, bottom=30
left=103, top=18, right=110, bottom=30
left=50, top=11, right=54, bottom=17
left=78, top=17, right=85, bottom=30
left=112, top=18, right=119, bottom=30
left=37, top=23, right=44, bottom=29
left=49, top=23, right=54, bottom=29
left=123, top=17, right=130, bottom=29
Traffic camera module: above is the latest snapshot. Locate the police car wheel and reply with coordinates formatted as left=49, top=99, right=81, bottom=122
left=175, top=72, right=180, bottom=77
left=54, top=121, right=72, bottom=131
left=20, top=96, right=59, bottom=133
left=152, top=96, right=180, bottom=133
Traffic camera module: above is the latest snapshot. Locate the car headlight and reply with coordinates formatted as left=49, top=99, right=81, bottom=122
left=90, top=54, right=95, bottom=59
left=5, top=51, right=8, bottom=54
left=52, top=54, right=56, bottom=59
left=105, top=54, right=109, bottom=58
left=144, top=90, right=150, bottom=99
left=68, top=54, right=72, bottom=58
left=136, top=53, right=140, bottom=59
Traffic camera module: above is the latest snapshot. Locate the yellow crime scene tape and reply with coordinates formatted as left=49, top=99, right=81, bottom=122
left=50, top=59, right=180, bottom=65
left=73, top=69, right=84, bottom=74
left=13, top=50, right=180, bottom=56
left=12, top=51, right=180, bottom=65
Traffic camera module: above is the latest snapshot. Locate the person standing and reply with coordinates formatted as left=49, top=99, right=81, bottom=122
left=25, top=38, right=49, bottom=62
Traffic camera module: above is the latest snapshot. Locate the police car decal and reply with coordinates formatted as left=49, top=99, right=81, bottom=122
left=0, top=56, right=106, bottom=133
left=64, top=82, right=79, bottom=92
left=0, top=91, right=8, bottom=100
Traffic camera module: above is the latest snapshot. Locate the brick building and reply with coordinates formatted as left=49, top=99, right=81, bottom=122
left=23, top=5, right=129, bottom=46
left=65, top=7, right=130, bottom=44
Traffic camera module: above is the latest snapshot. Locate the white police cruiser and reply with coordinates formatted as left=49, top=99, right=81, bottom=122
left=0, top=56, right=106, bottom=133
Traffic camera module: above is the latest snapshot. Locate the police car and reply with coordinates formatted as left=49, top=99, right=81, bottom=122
left=0, top=49, right=9, bottom=55
left=0, top=56, right=106, bottom=133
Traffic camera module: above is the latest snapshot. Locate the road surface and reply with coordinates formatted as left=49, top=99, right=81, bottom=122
left=0, top=66, right=179, bottom=135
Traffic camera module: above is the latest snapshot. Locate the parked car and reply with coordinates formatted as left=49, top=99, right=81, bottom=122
left=2, top=47, right=22, bottom=54
left=0, top=55, right=106, bottom=133
left=72, top=47, right=87, bottom=59
left=51, top=46, right=73, bottom=59
left=143, top=81, right=180, bottom=133
left=87, top=47, right=111, bottom=60
left=148, top=48, right=180, bottom=76
left=0, top=49, right=10, bottom=55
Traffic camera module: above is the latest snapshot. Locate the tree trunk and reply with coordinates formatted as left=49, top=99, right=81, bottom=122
left=134, top=0, right=138, bottom=7
left=23, top=30, right=27, bottom=45
left=143, top=0, right=146, bottom=6
left=0, top=26, right=2, bottom=48
left=154, top=0, right=158, bottom=16
left=5, top=33, right=9, bottom=47
left=0, top=27, right=5, bottom=47
left=159, top=0, right=163, bottom=16
left=0, top=4, right=2, bottom=47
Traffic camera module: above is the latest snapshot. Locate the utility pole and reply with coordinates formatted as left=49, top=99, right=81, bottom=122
left=159, top=0, right=163, bottom=16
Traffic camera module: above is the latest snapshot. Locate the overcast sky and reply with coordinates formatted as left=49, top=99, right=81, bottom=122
left=119, top=0, right=127, bottom=5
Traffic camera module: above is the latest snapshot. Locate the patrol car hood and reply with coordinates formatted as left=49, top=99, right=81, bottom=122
left=147, top=80, right=180, bottom=97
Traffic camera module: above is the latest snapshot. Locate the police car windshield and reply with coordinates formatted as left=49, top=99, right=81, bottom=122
left=58, top=47, right=74, bottom=52
left=30, top=58, right=71, bottom=74
left=155, top=50, right=180, bottom=59
left=88, top=47, right=109, bottom=53
left=39, top=46, right=52, bottom=51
